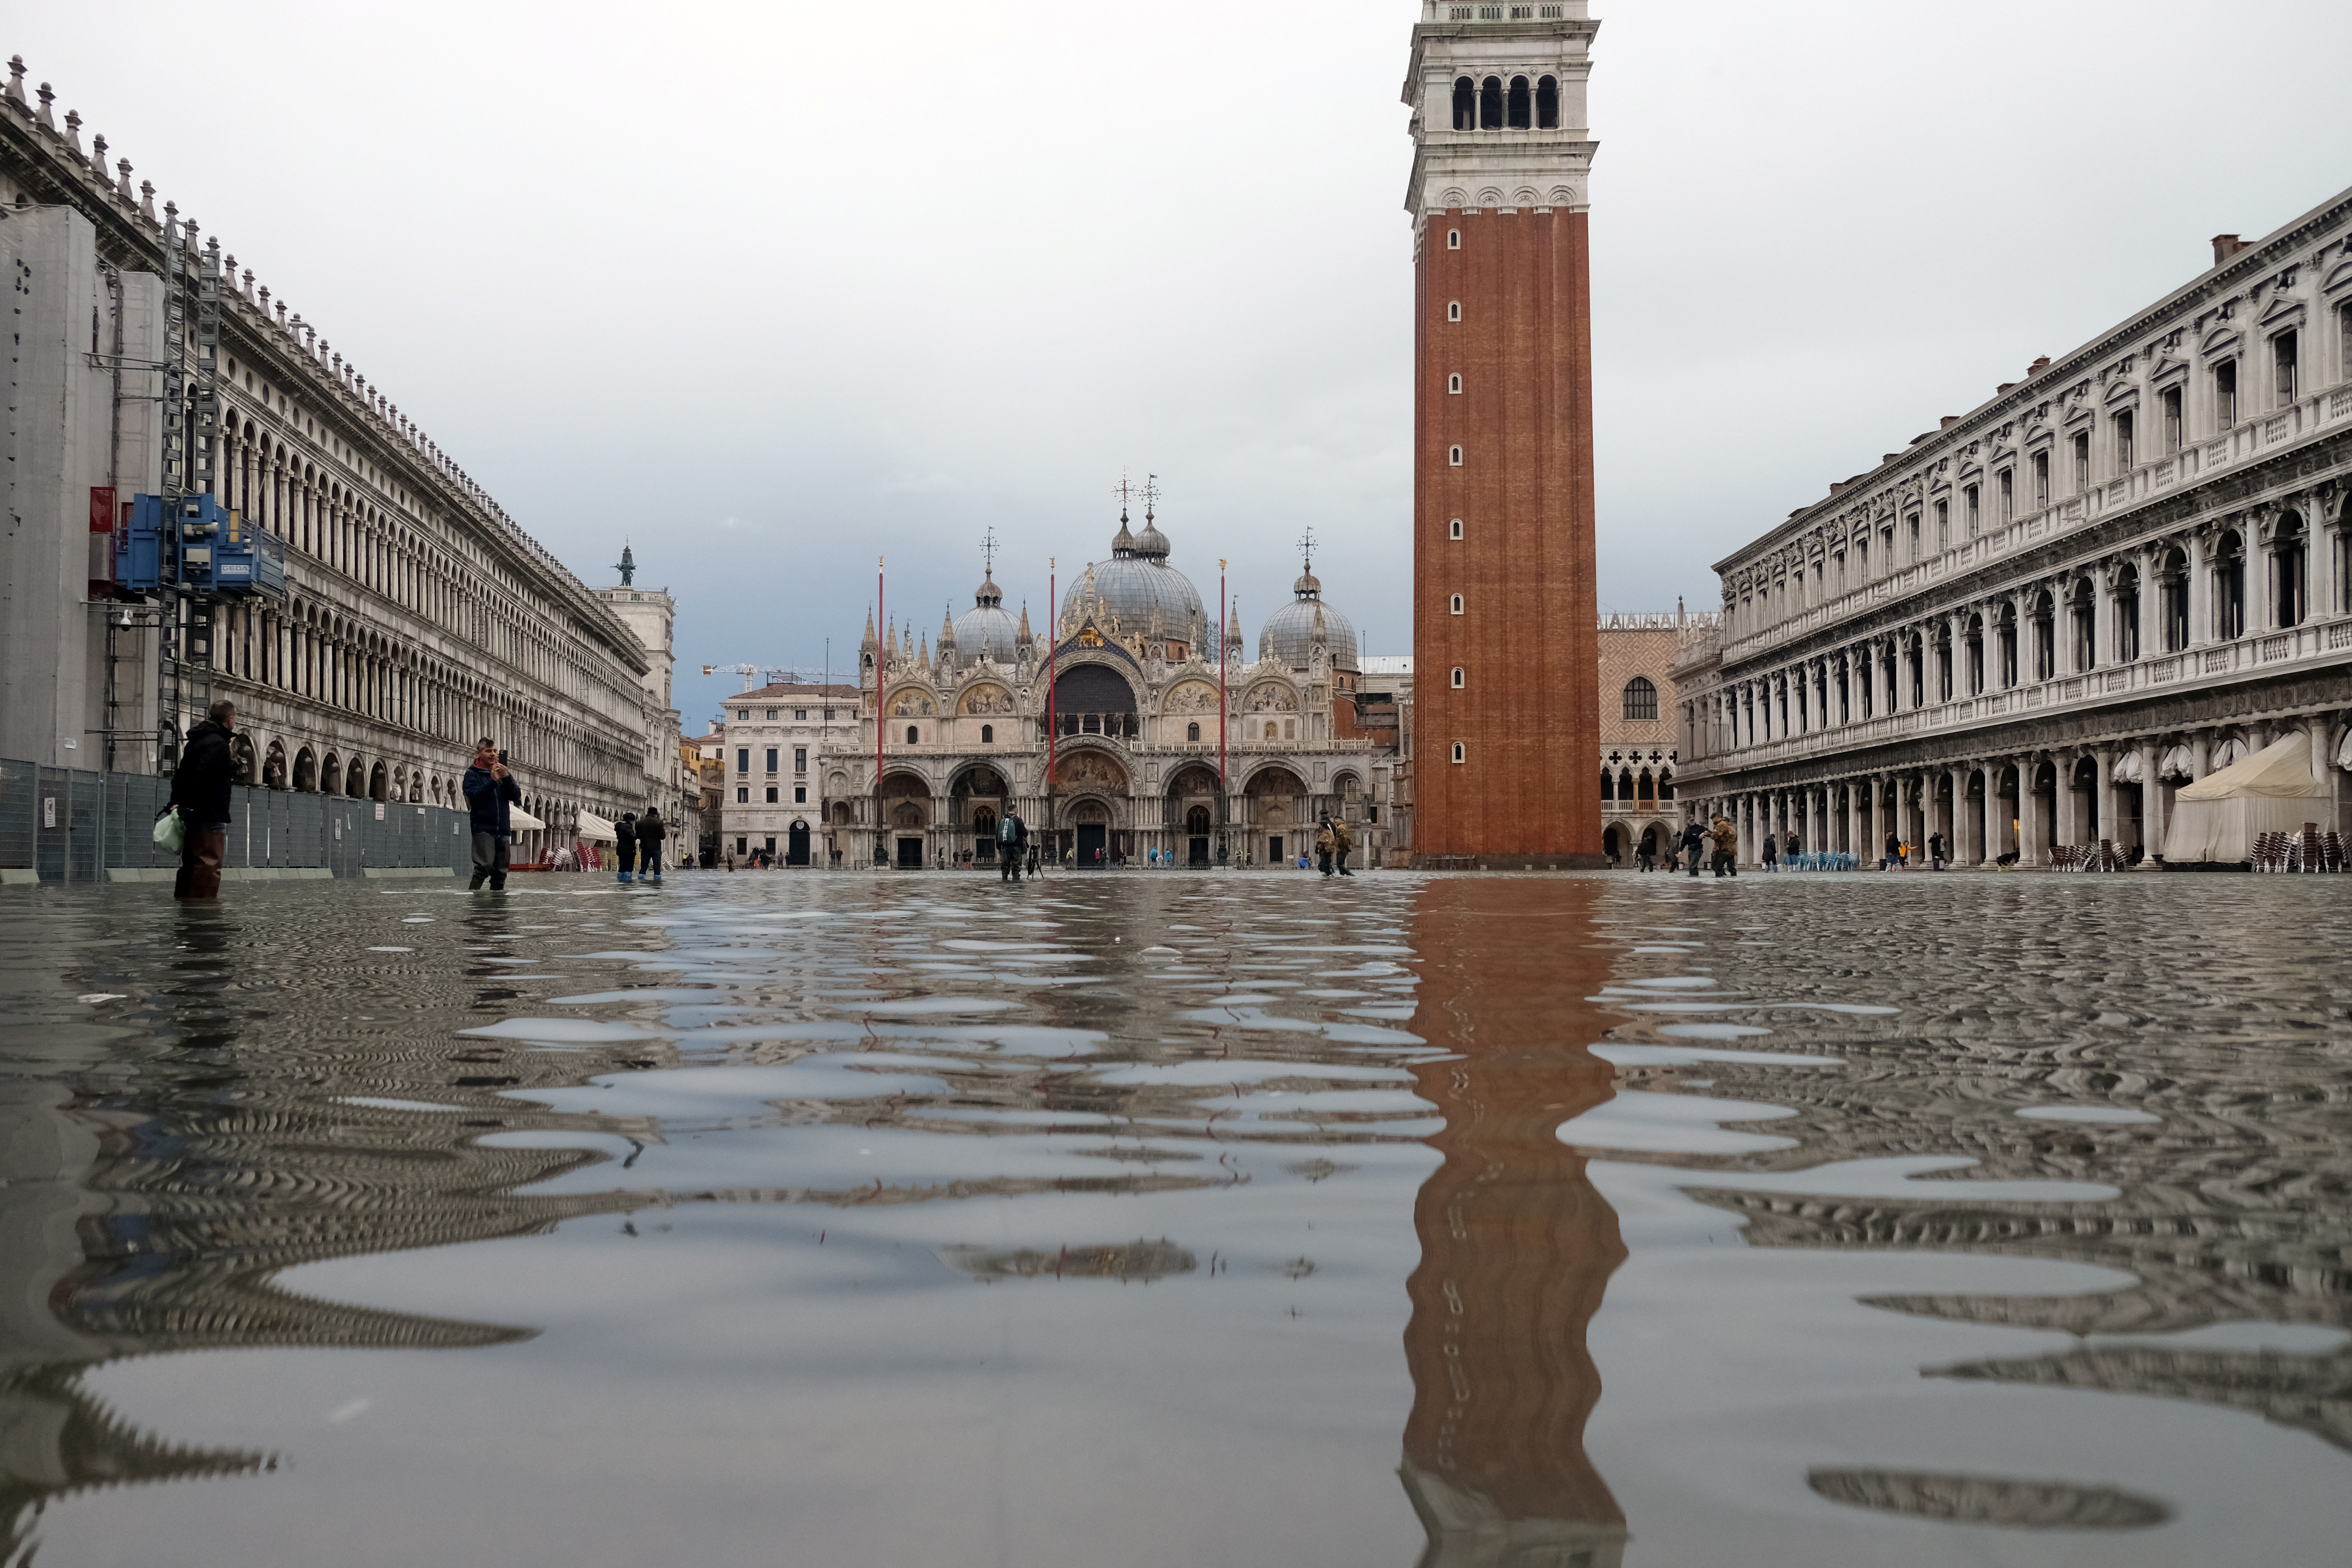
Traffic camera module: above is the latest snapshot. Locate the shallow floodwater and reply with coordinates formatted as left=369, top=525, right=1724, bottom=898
left=3, top=869, right=2348, bottom=1565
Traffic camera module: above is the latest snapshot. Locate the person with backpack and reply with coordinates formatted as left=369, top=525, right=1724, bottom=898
left=1333, top=815, right=1356, bottom=876
left=998, top=811, right=1028, bottom=883
left=1316, top=815, right=1338, bottom=877
left=615, top=811, right=638, bottom=883
left=637, top=807, right=666, bottom=882
left=165, top=699, right=239, bottom=901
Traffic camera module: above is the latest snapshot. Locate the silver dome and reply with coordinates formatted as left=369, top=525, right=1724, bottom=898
left=1260, top=564, right=1358, bottom=671
left=1060, top=512, right=1205, bottom=635
left=953, top=569, right=1021, bottom=662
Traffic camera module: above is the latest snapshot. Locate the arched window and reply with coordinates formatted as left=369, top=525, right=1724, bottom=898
left=1187, top=721, right=1201, bottom=742
left=1450, top=593, right=1465, bottom=615
left=1448, top=445, right=1464, bottom=466
left=1536, top=75, right=1560, bottom=129
left=906, top=724, right=919, bottom=744
left=980, top=724, right=993, bottom=744
left=1507, top=76, right=1531, bottom=129
left=1451, top=742, right=1466, bottom=764
left=2214, top=531, right=2245, bottom=640
left=1452, top=76, right=1475, bottom=131
left=1600, top=769, right=1615, bottom=801
left=1446, top=229, right=1461, bottom=250
left=1622, top=676, right=1657, bottom=721
left=1479, top=76, right=1504, bottom=129
left=1448, top=373, right=1462, bottom=394
left=1449, top=518, right=1464, bottom=539
left=1659, top=768, right=1675, bottom=800
left=1446, top=300, right=1461, bottom=322
left=1450, top=666, right=1465, bottom=688
left=2274, top=512, right=2307, bottom=628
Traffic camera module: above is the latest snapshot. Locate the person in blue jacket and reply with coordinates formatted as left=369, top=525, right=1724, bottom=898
left=462, top=737, right=523, bottom=891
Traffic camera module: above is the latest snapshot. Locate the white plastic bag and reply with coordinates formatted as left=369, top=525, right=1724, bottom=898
left=153, top=810, right=186, bottom=854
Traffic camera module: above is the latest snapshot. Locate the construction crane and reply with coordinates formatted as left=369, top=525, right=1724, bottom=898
left=702, top=664, right=827, bottom=693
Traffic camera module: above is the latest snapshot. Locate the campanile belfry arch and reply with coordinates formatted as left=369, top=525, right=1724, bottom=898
left=1405, top=1, right=1605, bottom=864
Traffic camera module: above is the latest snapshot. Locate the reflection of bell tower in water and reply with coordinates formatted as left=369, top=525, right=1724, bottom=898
left=1401, top=878, right=1629, bottom=1566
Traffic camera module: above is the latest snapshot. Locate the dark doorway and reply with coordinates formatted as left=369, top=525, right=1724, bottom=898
left=1188, top=837, right=1210, bottom=867
left=786, top=821, right=811, bottom=866
left=1076, top=824, right=1107, bottom=867
left=896, top=836, right=924, bottom=869
left=1269, top=834, right=1285, bottom=865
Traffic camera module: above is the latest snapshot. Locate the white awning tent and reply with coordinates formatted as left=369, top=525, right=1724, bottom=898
left=2112, top=750, right=2145, bottom=784
left=2213, top=735, right=2252, bottom=769
left=508, top=805, right=546, bottom=832
left=2161, top=732, right=2330, bottom=864
left=575, top=809, right=619, bottom=844
left=2158, top=744, right=2195, bottom=781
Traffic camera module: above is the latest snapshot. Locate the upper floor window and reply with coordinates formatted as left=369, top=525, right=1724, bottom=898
left=1452, top=76, right=1475, bottom=131
left=2162, top=386, right=2183, bottom=453
left=905, top=724, right=920, bottom=744
left=2071, top=431, right=2091, bottom=492
left=2031, top=451, right=2050, bottom=510
left=795, top=708, right=808, bottom=720
left=1185, top=721, right=1199, bottom=742
left=1449, top=518, right=1464, bottom=539
left=765, top=709, right=778, bottom=720
left=1934, top=499, right=1949, bottom=550
left=982, top=724, right=995, bottom=744
left=1535, top=75, right=1560, bottom=129
left=1446, top=229, right=1461, bottom=250
left=1451, top=666, right=1466, bottom=689
left=1448, top=373, right=1463, bottom=394
left=1450, top=594, right=1465, bottom=615
left=736, top=748, right=750, bottom=775
left=1446, top=300, right=1462, bottom=322
left=2214, top=359, right=2238, bottom=430
left=765, top=748, right=779, bottom=773
left=1965, top=484, right=1980, bottom=535
left=735, top=709, right=748, bottom=720
left=2274, top=330, right=2299, bottom=406
left=793, top=746, right=807, bottom=772
left=1906, top=513, right=1920, bottom=559
left=1448, top=445, right=1464, bottom=466
left=1622, top=676, right=1657, bottom=721
left=2113, top=409, right=2134, bottom=474
left=1998, top=468, right=2014, bottom=523
left=1506, top=75, right=1532, bottom=129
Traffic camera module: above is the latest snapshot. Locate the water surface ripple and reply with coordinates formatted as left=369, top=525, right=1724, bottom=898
left=1, top=871, right=2347, bottom=1564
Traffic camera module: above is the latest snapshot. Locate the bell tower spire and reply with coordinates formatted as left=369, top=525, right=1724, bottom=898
left=1406, top=0, right=1603, bottom=865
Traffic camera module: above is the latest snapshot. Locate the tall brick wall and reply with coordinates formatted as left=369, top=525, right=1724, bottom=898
left=1413, top=209, right=1600, bottom=862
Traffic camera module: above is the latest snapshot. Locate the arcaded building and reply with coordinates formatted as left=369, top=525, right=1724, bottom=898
left=0, top=56, right=659, bottom=858
left=1596, top=610, right=1711, bottom=864
left=1672, top=187, right=2352, bottom=865
left=817, top=514, right=1392, bottom=870
left=1406, top=1, right=1605, bottom=866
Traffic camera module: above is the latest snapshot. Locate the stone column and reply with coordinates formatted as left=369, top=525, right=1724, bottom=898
left=2016, top=755, right=2040, bottom=866
left=1983, top=763, right=2002, bottom=862
left=2093, top=748, right=2115, bottom=846
left=2140, top=738, right=2166, bottom=866
left=2187, top=531, right=2212, bottom=648
left=2190, top=729, right=2211, bottom=780
left=2054, top=750, right=2079, bottom=848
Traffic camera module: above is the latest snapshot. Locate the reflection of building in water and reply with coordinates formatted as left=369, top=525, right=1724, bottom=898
left=1401, top=877, right=1630, bottom=1566
left=1657, top=1021, right=2352, bottom=1454
left=0, top=1012, right=674, bottom=1554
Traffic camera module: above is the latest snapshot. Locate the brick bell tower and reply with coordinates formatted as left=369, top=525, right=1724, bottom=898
left=1406, top=1, right=1603, bottom=867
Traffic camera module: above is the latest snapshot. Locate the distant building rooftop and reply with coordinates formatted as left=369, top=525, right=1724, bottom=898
left=1359, top=655, right=1414, bottom=675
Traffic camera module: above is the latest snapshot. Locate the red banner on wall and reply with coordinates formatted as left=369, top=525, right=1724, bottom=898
left=89, top=486, right=116, bottom=532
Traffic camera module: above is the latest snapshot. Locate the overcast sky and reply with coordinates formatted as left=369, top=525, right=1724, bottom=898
left=18, top=2, right=2352, bottom=727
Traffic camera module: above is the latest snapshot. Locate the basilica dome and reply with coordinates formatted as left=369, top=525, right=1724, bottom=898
left=1259, top=562, right=1358, bottom=672
left=1060, top=511, right=1205, bottom=636
left=953, top=568, right=1022, bottom=662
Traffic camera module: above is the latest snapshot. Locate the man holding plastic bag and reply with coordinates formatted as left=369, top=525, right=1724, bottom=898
left=164, top=700, right=238, bottom=900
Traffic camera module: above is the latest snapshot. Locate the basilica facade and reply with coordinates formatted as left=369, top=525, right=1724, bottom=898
left=815, top=511, right=1392, bottom=870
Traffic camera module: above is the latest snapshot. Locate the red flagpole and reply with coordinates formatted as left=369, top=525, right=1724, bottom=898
left=1218, top=560, right=1228, bottom=815
left=875, top=556, right=884, bottom=864
left=1046, top=558, right=1057, bottom=857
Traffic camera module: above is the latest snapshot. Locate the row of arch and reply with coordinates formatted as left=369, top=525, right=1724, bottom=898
left=1710, top=505, right=2345, bottom=753
left=1450, top=74, right=1563, bottom=131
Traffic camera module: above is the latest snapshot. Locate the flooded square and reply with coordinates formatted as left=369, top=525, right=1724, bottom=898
left=3, top=870, right=2348, bottom=1565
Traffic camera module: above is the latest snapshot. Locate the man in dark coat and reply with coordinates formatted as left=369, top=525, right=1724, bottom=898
left=637, top=807, right=667, bottom=882
left=166, top=700, right=239, bottom=900
left=462, top=737, right=522, bottom=891
left=1681, top=818, right=1707, bottom=878
left=615, top=811, right=638, bottom=883
left=1000, top=811, right=1028, bottom=883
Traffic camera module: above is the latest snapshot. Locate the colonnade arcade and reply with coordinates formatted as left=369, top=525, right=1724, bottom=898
left=839, top=753, right=1364, bottom=871
left=1707, top=495, right=2348, bottom=756
left=1690, top=708, right=2352, bottom=867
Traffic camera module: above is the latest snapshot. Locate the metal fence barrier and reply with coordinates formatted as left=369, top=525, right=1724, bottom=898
left=0, top=759, right=472, bottom=884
